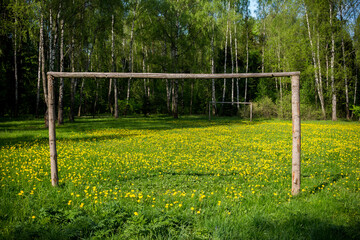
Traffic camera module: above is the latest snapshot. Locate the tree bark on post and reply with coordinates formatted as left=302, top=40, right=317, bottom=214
left=291, top=74, right=301, bottom=196
left=47, top=74, right=58, bottom=187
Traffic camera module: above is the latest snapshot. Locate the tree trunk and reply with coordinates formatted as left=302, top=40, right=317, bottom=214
left=326, top=44, right=329, bottom=89
left=127, top=5, right=137, bottom=106
left=330, top=2, right=337, bottom=121
left=305, top=6, right=325, bottom=119
left=234, top=11, right=239, bottom=110
left=40, top=13, right=48, bottom=127
left=342, top=37, right=350, bottom=120
left=78, top=79, right=85, bottom=116
left=172, top=6, right=180, bottom=119
left=93, top=79, right=99, bottom=117
left=173, top=79, right=179, bottom=119
left=222, top=14, right=229, bottom=103
left=244, top=20, right=249, bottom=102
left=352, top=66, right=358, bottom=118
left=229, top=14, right=234, bottom=105
left=190, top=81, right=194, bottom=115
left=36, top=24, right=41, bottom=118
left=211, top=23, right=216, bottom=115
left=261, top=19, right=265, bottom=73
left=110, top=14, right=116, bottom=116
left=49, top=8, right=53, bottom=71
left=69, top=36, right=75, bottom=122
left=13, top=21, right=18, bottom=117
left=166, top=79, right=171, bottom=114
left=316, top=32, right=326, bottom=119
left=114, top=79, right=118, bottom=118
left=58, top=18, right=64, bottom=124
left=78, top=42, right=92, bottom=117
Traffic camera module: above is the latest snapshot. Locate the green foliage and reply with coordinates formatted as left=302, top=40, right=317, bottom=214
left=0, top=0, right=359, bottom=119
left=253, top=96, right=277, bottom=118
left=350, top=105, right=360, bottom=118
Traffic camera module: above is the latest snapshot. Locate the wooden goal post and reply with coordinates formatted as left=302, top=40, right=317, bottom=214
left=47, top=71, right=301, bottom=195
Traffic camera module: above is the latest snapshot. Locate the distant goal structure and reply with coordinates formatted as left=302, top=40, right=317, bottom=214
left=208, top=101, right=253, bottom=121
left=46, top=71, right=301, bottom=195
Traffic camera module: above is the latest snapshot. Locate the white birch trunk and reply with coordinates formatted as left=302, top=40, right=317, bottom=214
left=41, top=13, right=48, bottom=108
left=211, top=24, right=216, bottom=114
left=58, top=18, right=64, bottom=124
left=234, top=11, right=239, bottom=109
left=109, top=14, right=115, bottom=115
left=222, top=13, right=229, bottom=103
left=342, top=37, right=350, bottom=119
left=326, top=44, right=329, bottom=89
left=244, top=22, right=249, bottom=102
left=330, top=2, right=337, bottom=121
left=49, top=8, right=53, bottom=71
left=127, top=5, right=137, bottom=104
left=305, top=6, right=326, bottom=119
left=69, top=35, right=75, bottom=122
left=36, top=25, right=41, bottom=118
left=229, top=16, right=234, bottom=105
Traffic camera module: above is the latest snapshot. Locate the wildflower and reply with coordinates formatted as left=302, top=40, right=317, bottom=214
left=134, top=212, right=138, bottom=216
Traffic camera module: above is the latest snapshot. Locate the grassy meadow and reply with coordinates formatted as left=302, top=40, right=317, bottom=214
left=0, top=116, right=359, bottom=239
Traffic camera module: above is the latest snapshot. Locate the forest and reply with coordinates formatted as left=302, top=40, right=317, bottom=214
left=1, top=0, right=359, bottom=120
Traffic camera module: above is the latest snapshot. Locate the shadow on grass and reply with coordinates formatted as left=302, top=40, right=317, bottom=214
left=0, top=115, right=258, bottom=148
left=308, top=173, right=345, bottom=195
left=243, top=213, right=360, bottom=240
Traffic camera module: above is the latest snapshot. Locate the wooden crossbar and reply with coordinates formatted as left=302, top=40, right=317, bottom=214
left=47, top=71, right=300, bottom=79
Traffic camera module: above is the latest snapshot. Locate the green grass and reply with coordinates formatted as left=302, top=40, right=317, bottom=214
left=0, top=116, right=359, bottom=239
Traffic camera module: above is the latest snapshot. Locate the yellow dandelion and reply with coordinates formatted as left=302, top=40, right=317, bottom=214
left=134, top=212, right=138, bottom=216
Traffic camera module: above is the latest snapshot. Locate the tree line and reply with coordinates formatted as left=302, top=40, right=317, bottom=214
left=0, top=0, right=359, bottom=120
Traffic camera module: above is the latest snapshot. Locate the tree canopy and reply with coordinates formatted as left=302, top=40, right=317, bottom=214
left=0, top=0, right=359, bottom=119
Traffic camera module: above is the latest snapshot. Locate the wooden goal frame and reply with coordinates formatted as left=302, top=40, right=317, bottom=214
left=46, top=71, right=301, bottom=195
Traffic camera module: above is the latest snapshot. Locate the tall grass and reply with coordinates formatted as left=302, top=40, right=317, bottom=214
left=0, top=116, right=359, bottom=239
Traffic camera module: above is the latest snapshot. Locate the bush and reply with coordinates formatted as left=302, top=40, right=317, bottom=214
left=350, top=105, right=360, bottom=119
left=253, top=97, right=277, bottom=119
left=300, top=104, right=323, bottom=120
left=277, top=94, right=292, bottom=120
left=118, top=99, right=142, bottom=116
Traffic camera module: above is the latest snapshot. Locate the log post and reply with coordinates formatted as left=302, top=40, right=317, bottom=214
left=291, top=74, right=301, bottom=195
left=48, top=74, right=58, bottom=186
